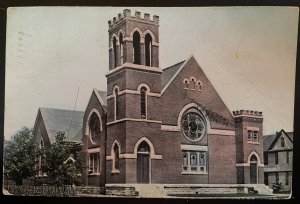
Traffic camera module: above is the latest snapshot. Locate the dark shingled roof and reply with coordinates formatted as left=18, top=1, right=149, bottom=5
left=161, top=60, right=185, bottom=88
left=263, top=134, right=277, bottom=151
left=97, top=90, right=107, bottom=107
left=40, top=107, right=84, bottom=144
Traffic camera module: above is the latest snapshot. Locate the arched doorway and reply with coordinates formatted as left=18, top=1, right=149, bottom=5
left=250, top=155, right=258, bottom=184
left=137, top=141, right=150, bottom=183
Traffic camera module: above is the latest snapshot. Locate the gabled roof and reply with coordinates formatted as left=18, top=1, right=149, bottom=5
left=39, top=107, right=84, bottom=144
left=161, top=60, right=186, bottom=88
left=264, top=129, right=293, bottom=151
left=93, top=88, right=107, bottom=112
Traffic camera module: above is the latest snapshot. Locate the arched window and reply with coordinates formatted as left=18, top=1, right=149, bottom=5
left=250, top=154, right=258, bottom=162
left=183, top=79, right=189, bottom=89
left=112, top=37, right=117, bottom=68
left=281, top=137, right=285, bottom=147
left=191, top=78, right=196, bottom=90
left=133, top=31, right=141, bottom=65
left=113, top=143, right=120, bottom=170
left=114, top=88, right=119, bottom=120
left=145, top=33, right=152, bottom=66
left=119, top=33, right=124, bottom=65
left=137, top=141, right=150, bottom=153
left=38, top=138, right=45, bottom=176
left=197, top=81, right=203, bottom=91
left=140, top=87, right=147, bottom=119
left=89, top=113, right=101, bottom=142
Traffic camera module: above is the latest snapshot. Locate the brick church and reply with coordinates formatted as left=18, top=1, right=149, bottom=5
left=81, top=9, right=266, bottom=190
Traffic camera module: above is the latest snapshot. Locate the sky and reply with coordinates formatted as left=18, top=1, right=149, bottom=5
left=4, top=7, right=298, bottom=139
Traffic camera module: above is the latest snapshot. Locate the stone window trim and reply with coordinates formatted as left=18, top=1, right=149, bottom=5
left=197, top=80, right=203, bottom=91
left=181, top=111, right=207, bottom=142
left=111, top=140, right=121, bottom=174
left=183, top=78, right=190, bottom=89
left=190, top=77, right=196, bottom=90
left=113, top=85, right=120, bottom=121
left=106, top=137, right=162, bottom=160
left=85, top=109, right=103, bottom=145
left=107, top=84, right=160, bottom=100
left=247, top=127, right=260, bottom=144
left=140, top=87, right=147, bottom=119
left=181, top=145, right=208, bottom=175
left=128, top=27, right=158, bottom=45
left=236, top=151, right=264, bottom=167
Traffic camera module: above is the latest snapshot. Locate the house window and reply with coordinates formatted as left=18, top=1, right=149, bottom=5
left=89, top=113, right=100, bottom=143
left=114, top=88, right=119, bottom=120
left=247, top=130, right=259, bottom=143
left=281, top=137, right=285, bottom=147
left=113, top=144, right=120, bottom=170
left=264, top=152, right=268, bottom=165
left=89, top=153, right=100, bottom=174
left=140, top=87, right=147, bottom=119
left=182, top=151, right=207, bottom=173
left=285, top=172, right=289, bottom=185
left=264, top=173, right=269, bottom=185
left=112, top=36, right=117, bottom=68
left=133, top=31, right=141, bottom=65
left=119, top=33, right=124, bottom=65
left=275, top=152, right=278, bottom=165
left=145, top=33, right=152, bottom=66
left=286, top=151, right=289, bottom=163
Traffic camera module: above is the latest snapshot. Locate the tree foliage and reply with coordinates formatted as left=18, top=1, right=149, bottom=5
left=4, top=127, right=38, bottom=185
left=42, top=131, right=82, bottom=185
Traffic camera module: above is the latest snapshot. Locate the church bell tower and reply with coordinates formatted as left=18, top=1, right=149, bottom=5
left=105, top=9, right=163, bottom=183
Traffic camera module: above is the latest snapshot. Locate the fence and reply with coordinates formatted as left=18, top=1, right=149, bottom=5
left=4, top=184, right=77, bottom=197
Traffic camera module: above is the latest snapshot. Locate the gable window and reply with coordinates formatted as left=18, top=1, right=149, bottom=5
left=140, top=87, right=147, bottom=119
left=119, top=33, right=124, bottom=65
left=89, top=113, right=101, bottom=143
left=145, top=33, right=152, bottom=66
left=89, top=153, right=100, bottom=174
left=133, top=31, right=141, bottom=65
left=112, top=36, right=117, bottom=68
left=183, top=79, right=189, bottom=89
left=114, top=88, right=119, bottom=120
left=197, top=80, right=203, bottom=91
left=247, top=130, right=259, bottom=143
left=182, top=150, right=207, bottom=173
left=281, top=137, right=285, bottom=147
left=191, top=78, right=196, bottom=90
left=113, top=143, right=120, bottom=170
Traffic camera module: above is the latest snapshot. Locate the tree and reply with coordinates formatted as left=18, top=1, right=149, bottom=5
left=4, top=127, right=38, bottom=185
left=42, top=131, right=82, bottom=185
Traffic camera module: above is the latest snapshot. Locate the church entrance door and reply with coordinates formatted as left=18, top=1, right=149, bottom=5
left=250, top=155, right=258, bottom=184
left=137, top=141, right=150, bottom=183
